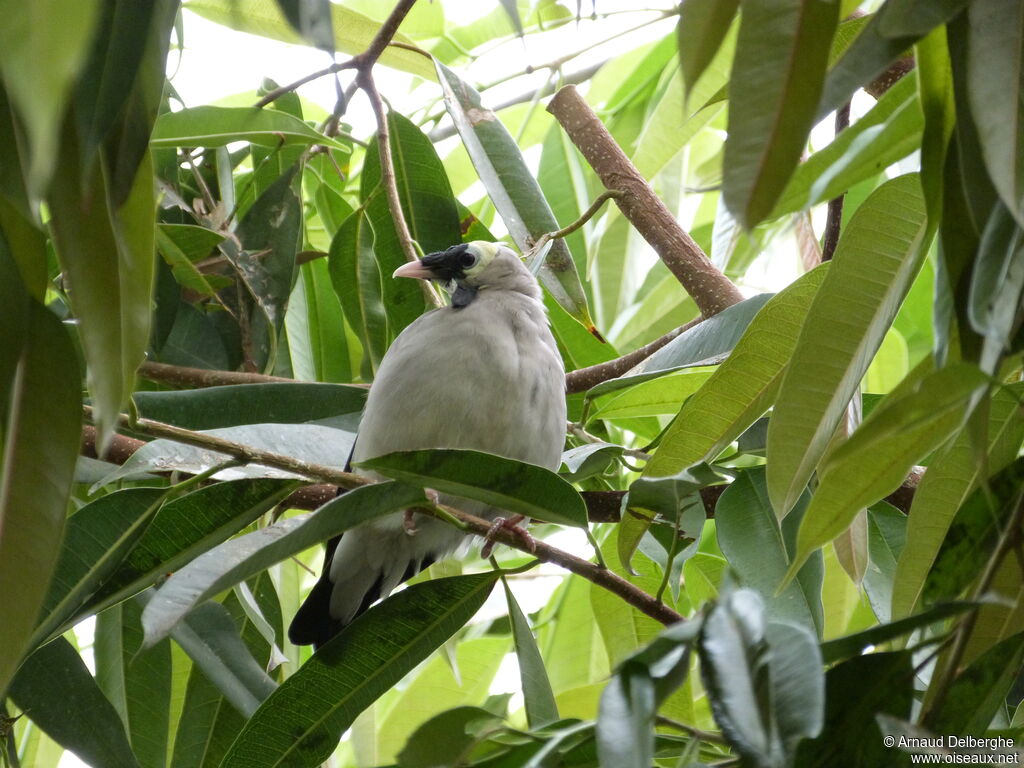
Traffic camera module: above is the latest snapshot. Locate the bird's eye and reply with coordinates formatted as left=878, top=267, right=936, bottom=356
left=459, top=252, right=478, bottom=269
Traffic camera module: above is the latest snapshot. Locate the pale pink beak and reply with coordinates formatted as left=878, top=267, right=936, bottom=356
left=393, top=261, right=434, bottom=279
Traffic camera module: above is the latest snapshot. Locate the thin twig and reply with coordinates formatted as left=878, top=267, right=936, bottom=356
left=85, top=406, right=684, bottom=627
left=821, top=102, right=851, bottom=262
left=547, top=190, right=624, bottom=241
left=255, top=61, right=358, bottom=109
left=655, top=716, right=728, bottom=746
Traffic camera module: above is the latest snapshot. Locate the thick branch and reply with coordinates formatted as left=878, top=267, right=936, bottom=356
left=139, top=361, right=299, bottom=388
left=84, top=407, right=683, bottom=626
left=565, top=315, right=703, bottom=394
left=548, top=85, right=744, bottom=317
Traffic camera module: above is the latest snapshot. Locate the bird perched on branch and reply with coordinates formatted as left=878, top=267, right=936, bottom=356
left=289, top=241, right=566, bottom=647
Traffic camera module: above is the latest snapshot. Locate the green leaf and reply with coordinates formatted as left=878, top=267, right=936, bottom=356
left=275, top=0, right=333, bottom=52
left=9, top=637, right=140, bottom=768
left=47, top=119, right=153, bottom=448
left=328, top=208, right=388, bottom=374
left=0, top=0, right=101, bottom=192
left=928, top=631, right=1024, bottom=734
left=32, top=487, right=167, bottom=647
left=93, top=423, right=355, bottom=488
left=220, top=572, right=499, bottom=768
left=698, top=590, right=824, bottom=768
left=81, top=479, right=299, bottom=622
left=773, top=75, right=922, bottom=217
left=920, top=457, right=1024, bottom=608
left=645, top=264, right=828, bottom=477
left=862, top=502, right=906, bottom=623
left=133, top=382, right=367, bottom=431
left=358, top=449, right=588, bottom=528
left=397, top=707, right=503, bottom=768
left=588, top=292, right=773, bottom=399
left=589, top=368, right=715, bottom=422
left=818, top=601, right=980, bottom=664
left=361, top=112, right=461, bottom=338
left=141, top=482, right=427, bottom=645
left=503, top=579, right=559, bottom=728
left=95, top=599, right=172, bottom=768
left=677, top=0, right=739, bottom=100
left=793, top=651, right=913, bottom=767
left=971, top=202, right=1024, bottom=372
left=151, top=106, right=350, bottom=151
left=966, top=0, right=1024, bottom=226
left=185, top=0, right=436, bottom=79
left=716, top=468, right=824, bottom=635
left=892, top=384, right=1024, bottom=619
left=782, top=364, right=988, bottom=585
left=817, top=0, right=970, bottom=119
left=0, top=299, right=81, bottom=695
left=722, top=0, right=840, bottom=228
left=434, top=60, right=595, bottom=331
left=156, top=226, right=223, bottom=298
left=767, top=175, right=929, bottom=518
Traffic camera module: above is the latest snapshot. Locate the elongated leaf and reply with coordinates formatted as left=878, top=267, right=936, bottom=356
left=716, top=468, right=824, bottom=635
left=361, top=112, right=460, bottom=338
left=0, top=299, right=81, bottom=695
left=589, top=368, right=715, bottom=422
left=155, top=226, right=223, bottom=298
left=275, top=0, right=333, bottom=51
left=503, top=579, right=559, bottom=728
left=891, top=384, right=1024, bottom=619
left=819, top=601, right=980, bottom=664
left=767, top=175, right=928, bottom=518
left=817, top=0, right=970, bottom=119
left=81, top=479, right=298, bottom=622
left=328, top=208, right=388, bottom=374
left=142, top=482, right=426, bottom=645
left=9, top=637, right=140, bottom=768
left=678, top=0, right=739, bottom=99
left=95, top=599, right=172, bottom=768
left=793, top=651, right=913, bottom=767
left=698, top=590, right=823, bottom=768
left=589, top=292, right=773, bottom=399
left=220, top=572, right=499, bottom=768
left=645, top=264, right=827, bottom=477
left=782, top=364, right=988, bottom=585
left=93, top=423, right=355, bottom=488
left=359, top=449, right=588, bottom=528
left=48, top=117, right=152, bottom=448
left=967, top=0, right=1024, bottom=226
left=435, top=60, right=595, bottom=330
left=32, top=487, right=167, bottom=646
left=133, top=382, right=367, bottom=431
left=863, top=502, right=906, bottom=623
left=186, top=0, right=435, bottom=79
left=723, top=0, right=840, bottom=228
left=774, top=75, right=922, bottom=216
left=0, top=0, right=101, bottom=192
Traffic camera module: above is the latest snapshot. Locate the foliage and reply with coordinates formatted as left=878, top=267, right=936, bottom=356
left=1, top=1, right=1023, bottom=767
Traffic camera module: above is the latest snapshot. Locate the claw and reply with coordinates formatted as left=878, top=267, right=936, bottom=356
left=480, top=514, right=536, bottom=559
left=403, top=509, right=417, bottom=536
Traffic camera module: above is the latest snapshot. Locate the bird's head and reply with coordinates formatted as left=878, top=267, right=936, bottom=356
left=392, top=241, right=539, bottom=306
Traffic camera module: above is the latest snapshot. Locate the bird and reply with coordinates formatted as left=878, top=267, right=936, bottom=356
left=288, top=241, right=567, bottom=647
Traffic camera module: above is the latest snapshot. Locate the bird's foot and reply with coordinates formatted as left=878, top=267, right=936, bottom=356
left=403, top=509, right=417, bottom=536
left=480, top=515, right=536, bottom=559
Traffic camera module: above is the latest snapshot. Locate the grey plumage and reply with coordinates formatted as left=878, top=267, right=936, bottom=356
left=289, top=241, right=566, bottom=647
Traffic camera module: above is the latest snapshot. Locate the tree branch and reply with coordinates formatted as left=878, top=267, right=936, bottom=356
left=547, top=85, right=744, bottom=317
left=821, top=102, right=851, bottom=263
left=84, top=406, right=684, bottom=626
left=139, top=361, right=302, bottom=388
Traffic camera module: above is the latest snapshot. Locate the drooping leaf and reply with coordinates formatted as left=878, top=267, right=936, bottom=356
left=677, top=0, right=739, bottom=101
left=0, top=298, right=81, bottom=695
left=970, top=202, right=1024, bottom=372
left=141, top=482, right=426, bottom=645
left=133, top=382, right=367, bottom=431
left=891, top=384, right=1024, bottom=619
left=275, top=0, right=333, bottom=51
left=767, top=175, right=929, bottom=518
left=862, top=502, right=906, bottom=624
left=782, top=364, right=988, bottom=585
left=358, top=449, right=588, bottom=528
left=8, top=636, right=140, bottom=768
left=716, top=468, right=824, bottom=635
left=503, top=579, right=559, bottom=728
left=722, top=0, right=840, bottom=228
left=966, top=0, right=1024, bottom=227
left=645, top=264, right=827, bottom=477
left=220, top=572, right=499, bottom=768
left=397, top=707, right=504, bottom=768
left=434, top=60, right=596, bottom=331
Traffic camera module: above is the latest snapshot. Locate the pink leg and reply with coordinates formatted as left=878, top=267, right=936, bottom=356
left=480, top=515, right=536, bottom=558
